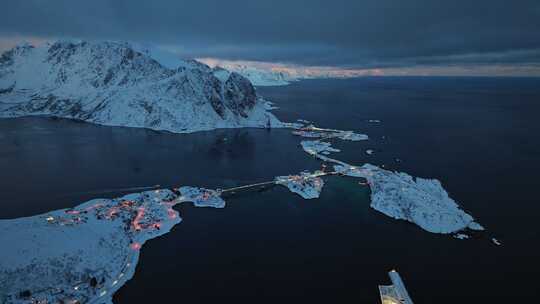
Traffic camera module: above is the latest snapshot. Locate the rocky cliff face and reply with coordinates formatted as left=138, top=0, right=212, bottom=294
left=0, top=40, right=280, bottom=132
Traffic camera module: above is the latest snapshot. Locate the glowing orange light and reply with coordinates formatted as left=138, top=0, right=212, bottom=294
left=130, top=242, right=141, bottom=250
left=167, top=208, right=177, bottom=219
left=106, top=206, right=120, bottom=218
left=132, top=207, right=145, bottom=231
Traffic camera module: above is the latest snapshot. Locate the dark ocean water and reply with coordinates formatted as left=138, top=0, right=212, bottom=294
left=1, top=77, right=539, bottom=303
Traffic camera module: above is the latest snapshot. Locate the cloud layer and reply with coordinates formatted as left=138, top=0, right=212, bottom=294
left=1, top=0, right=540, bottom=70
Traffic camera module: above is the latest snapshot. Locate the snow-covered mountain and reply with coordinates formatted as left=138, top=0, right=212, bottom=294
left=0, top=40, right=280, bottom=133
left=211, top=65, right=296, bottom=86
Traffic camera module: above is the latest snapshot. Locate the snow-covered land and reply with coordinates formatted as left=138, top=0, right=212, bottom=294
left=263, top=100, right=279, bottom=110
left=179, top=186, right=225, bottom=208
left=130, top=44, right=215, bottom=73
left=210, top=65, right=296, bottom=86
left=455, top=233, right=470, bottom=240
left=0, top=187, right=224, bottom=304
left=334, top=164, right=484, bottom=234
left=292, top=124, right=368, bottom=141
left=301, top=140, right=341, bottom=156
left=291, top=123, right=484, bottom=235
left=0, top=112, right=489, bottom=302
left=276, top=171, right=325, bottom=199
left=0, top=40, right=281, bottom=133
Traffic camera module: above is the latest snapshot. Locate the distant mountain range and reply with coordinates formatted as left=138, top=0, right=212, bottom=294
left=211, top=64, right=296, bottom=86
left=201, top=60, right=384, bottom=86
left=0, top=40, right=280, bottom=133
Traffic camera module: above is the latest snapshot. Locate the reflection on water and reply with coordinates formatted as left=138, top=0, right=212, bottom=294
left=0, top=117, right=319, bottom=219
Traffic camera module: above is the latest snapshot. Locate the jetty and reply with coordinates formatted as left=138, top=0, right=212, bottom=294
left=378, top=270, right=414, bottom=304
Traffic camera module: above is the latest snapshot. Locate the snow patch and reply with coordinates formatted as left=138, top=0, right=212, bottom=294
left=301, top=140, right=341, bottom=156
left=292, top=125, right=368, bottom=141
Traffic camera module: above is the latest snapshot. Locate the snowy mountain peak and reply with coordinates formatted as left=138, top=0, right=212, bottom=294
left=0, top=40, right=280, bottom=132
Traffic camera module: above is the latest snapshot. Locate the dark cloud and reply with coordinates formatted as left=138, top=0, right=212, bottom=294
left=1, top=0, right=539, bottom=68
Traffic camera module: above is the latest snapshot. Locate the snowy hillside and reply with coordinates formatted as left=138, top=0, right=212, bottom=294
left=0, top=41, right=281, bottom=133
left=0, top=187, right=225, bottom=304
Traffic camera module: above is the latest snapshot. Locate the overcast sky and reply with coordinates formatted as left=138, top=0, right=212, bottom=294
left=1, top=0, right=539, bottom=72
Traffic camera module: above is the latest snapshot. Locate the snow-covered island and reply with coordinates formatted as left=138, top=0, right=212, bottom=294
left=0, top=41, right=281, bottom=133
left=292, top=126, right=484, bottom=235
left=292, top=124, right=369, bottom=141
left=0, top=187, right=225, bottom=304
left=301, top=140, right=341, bottom=156
left=178, top=186, right=225, bottom=208
left=275, top=171, right=326, bottom=199
left=334, top=164, right=484, bottom=234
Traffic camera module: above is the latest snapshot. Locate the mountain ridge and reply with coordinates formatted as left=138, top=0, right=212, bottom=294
left=0, top=40, right=281, bottom=133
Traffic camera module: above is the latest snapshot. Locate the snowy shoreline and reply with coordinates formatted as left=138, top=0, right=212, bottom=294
left=0, top=187, right=224, bottom=304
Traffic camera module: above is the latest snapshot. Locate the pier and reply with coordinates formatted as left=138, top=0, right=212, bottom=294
left=379, top=270, right=414, bottom=304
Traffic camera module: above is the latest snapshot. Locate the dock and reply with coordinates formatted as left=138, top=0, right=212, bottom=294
left=378, top=270, right=414, bottom=304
